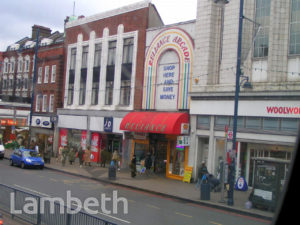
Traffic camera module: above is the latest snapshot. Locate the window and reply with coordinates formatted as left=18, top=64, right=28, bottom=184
left=2, top=79, right=7, bottom=89
left=49, top=94, right=54, bottom=112
left=253, top=0, right=271, bottom=58
left=18, top=60, right=23, bottom=72
left=4, top=61, right=8, bottom=73
left=105, top=41, right=116, bottom=105
left=9, top=79, right=13, bottom=89
left=23, top=78, right=28, bottom=90
left=120, top=38, right=134, bottom=105
left=81, top=46, right=89, bottom=68
left=281, top=118, right=299, bottom=132
left=42, top=95, right=48, bottom=112
left=70, top=48, right=76, bottom=70
left=245, top=117, right=261, bottom=129
left=51, top=65, right=56, bottom=82
left=25, top=59, right=30, bottom=72
left=94, top=43, right=102, bottom=67
left=263, top=117, right=279, bottom=130
left=37, top=67, right=42, bottom=83
left=68, top=48, right=76, bottom=105
left=79, top=46, right=88, bottom=105
left=36, top=95, right=42, bottom=112
left=92, top=44, right=101, bottom=105
left=44, top=66, right=49, bottom=83
left=290, top=0, right=300, bottom=54
left=197, top=116, right=210, bottom=128
left=10, top=61, right=15, bottom=73
left=215, top=116, right=230, bottom=127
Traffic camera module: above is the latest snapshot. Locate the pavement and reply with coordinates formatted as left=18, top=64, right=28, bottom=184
left=4, top=149, right=274, bottom=221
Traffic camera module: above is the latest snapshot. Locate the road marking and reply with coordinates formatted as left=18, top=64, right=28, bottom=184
left=210, top=221, right=222, bottom=225
left=128, top=199, right=136, bottom=203
left=98, top=212, right=131, bottom=224
left=175, top=212, right=192, bottom=218
left=146, top=204, right=160, bottom=210
left=50, top=178, right=58, bottom=182
left=14, top=184, right=50, bottom=197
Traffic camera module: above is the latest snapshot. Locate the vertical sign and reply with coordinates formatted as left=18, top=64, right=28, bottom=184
left=59, top=128, right=67, bottom=147
left=91, top=133, right=100, bottom=163
left=104, top=117, right=113, bottom=132
left=81, top=130, right=87, bottom=150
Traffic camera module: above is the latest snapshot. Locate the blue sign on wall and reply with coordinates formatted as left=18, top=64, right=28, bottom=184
left=104, top=117, right=113, bottom=132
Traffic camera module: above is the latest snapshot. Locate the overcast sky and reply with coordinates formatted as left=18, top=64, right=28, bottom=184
left=0, top=0, right=197, bottom=51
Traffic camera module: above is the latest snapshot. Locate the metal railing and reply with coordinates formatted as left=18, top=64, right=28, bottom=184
left=0, top=183, right=117, bottom=225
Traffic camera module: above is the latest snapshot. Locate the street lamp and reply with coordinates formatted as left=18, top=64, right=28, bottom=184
left=228, top=0, right=245, bottom=206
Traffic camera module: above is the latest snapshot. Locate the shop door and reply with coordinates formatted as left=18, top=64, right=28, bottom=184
left=155, top=141, right=167, bottom=174
left=168, top=141, right=186, bottom=178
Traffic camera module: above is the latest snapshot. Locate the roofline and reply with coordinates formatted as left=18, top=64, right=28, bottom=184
left=66, top=0, right=151, bottom=28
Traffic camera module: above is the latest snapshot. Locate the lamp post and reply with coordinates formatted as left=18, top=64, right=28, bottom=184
left=227, top=0, right=244, bottom=206
left=27, top=29, right=39, bottom=148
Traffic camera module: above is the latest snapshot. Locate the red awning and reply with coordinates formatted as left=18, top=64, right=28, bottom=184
left=120, top=112, right=189, bottom=135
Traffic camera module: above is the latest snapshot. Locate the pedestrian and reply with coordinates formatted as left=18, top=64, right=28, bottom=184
left=44, top=144, right=52, bottom=164
left=68, top=147, right=76, bottom=165
left=57, top=145, right=63, bottom=162
left=130, top=155, right=137, bottom=178
left=112, top=150, right=120, bottom=170
left=78, top=147, right=84, bottom=168
left=100, top=149, right=107, bottom=167
left=84, top=146, right=92, bottom=166
left=145, top=152, right=152, bottom=175
left=196, top=161, right=209, bottom=189
left=61, top=146, right=69, bottom=166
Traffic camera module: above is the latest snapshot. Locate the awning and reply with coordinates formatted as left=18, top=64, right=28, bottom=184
left=120, top=112, right=189, bottom=135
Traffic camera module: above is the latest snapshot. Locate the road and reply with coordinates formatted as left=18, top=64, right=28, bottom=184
left=0, top=159, right=270, bottom=225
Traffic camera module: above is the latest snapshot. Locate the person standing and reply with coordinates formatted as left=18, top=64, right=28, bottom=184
left=68, top=147, right=76, bottom=165
left=61, top=146, right=69, bottom=166
left=78, top=147, right=84, bottom=168
left=145, top=153, right=152, bottom=175
left=112, top=150, right=120, bottom=170
left=57, top=145, right=63, bottom=162
left=196, top=161, right=209, bottom=189
left=130, top=155, right=137, bottom=178
left=100, top=149, right=107, bottom=168
left=84, top=146, right=92, bottom=166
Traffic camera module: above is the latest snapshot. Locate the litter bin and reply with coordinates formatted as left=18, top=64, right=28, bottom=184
left=108, top=165, right=116, bottom=180
left=200, top=182, right=210, bottom=200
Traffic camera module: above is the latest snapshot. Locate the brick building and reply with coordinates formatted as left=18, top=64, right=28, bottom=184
left=56, top=1, right=163, bottom=165
left=0, top=25, right=64, bottom=148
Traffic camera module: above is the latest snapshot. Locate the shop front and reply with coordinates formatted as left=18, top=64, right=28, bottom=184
left=120, top=111, right=190, bottom=180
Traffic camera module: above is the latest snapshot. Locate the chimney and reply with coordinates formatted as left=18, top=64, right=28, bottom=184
left=32, top=25, right=52, bottom=40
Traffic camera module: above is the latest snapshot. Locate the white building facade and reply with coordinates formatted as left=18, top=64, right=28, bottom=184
left=190, top=0, right=300, bottom=185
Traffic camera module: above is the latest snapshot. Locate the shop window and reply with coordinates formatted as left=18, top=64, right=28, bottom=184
left=263, top=117, right=279, bottom=131
left=197, top=115, right=210, bottom=129
left=281, top=118, right=299, bottom=132
left=245, top=117, right=262, bottom=129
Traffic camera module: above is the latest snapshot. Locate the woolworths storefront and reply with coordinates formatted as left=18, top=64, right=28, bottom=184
left=190, top=99, right=299, bottom=186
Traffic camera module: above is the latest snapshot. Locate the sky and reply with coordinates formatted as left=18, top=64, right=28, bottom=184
left=0, top=0, right=197, bottom=51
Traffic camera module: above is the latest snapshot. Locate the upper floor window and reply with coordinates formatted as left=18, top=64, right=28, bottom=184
left=253, top=0, right=271, bottom=58
left=51, top=65, right=56, bottom=83
left=105, top=41, right=117, bottom=105
left=81, top=46, right=89, bottom=68
left=10, top=61, right=15, bottom=73
left=25, top=58, right=30, bottom=72
left=49, top=94, right=54, bottom=112
left=18, top=60, right=23, bottom=72
left=4, top=61, right=8, bottom=73
left=94, top=43, right=102, bottom=67
left=44, top=66, right=49, bottom=83
left=290, top=0, right=300, bottom=54
left=70, top=48, right=76, bottom=70
left=42, top=95, right=48, bottom=112
left=37, top=67, right=42, bottom=84
left=36, top=94, right=42, bottom=112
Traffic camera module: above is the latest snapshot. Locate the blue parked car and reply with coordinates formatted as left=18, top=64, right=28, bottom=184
left=10, top=148, right=44, bottom=169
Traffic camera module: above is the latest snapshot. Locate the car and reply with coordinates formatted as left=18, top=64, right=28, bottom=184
left=0, top=144, right=5, bottom=159
left=10, top=148, right=44, bottom=169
